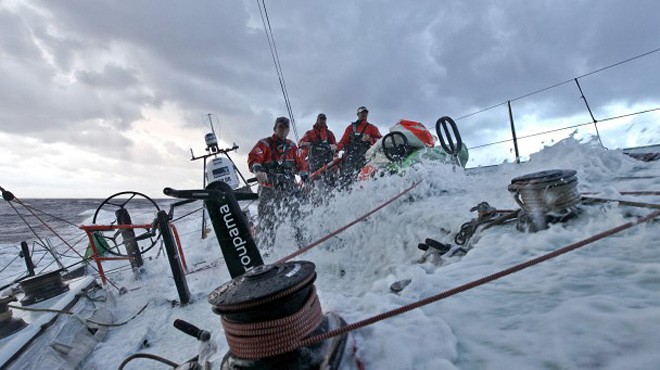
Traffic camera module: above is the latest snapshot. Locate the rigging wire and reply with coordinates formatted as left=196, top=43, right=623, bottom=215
left=20, top=202, right=80, bottom=227
left=456, top=46, right=660, bottom=120
left=8, top=196, right=122, bottom=292
left=33, top=233, right=89, bottom=258
left=256, top=0, right=299, bottom=141
left=0, top=255, right=20, bottom=275
left=5, top=202, right=49, bottom=251
left=171, top=207, right=204, bottom=223
left=37, top=239, right=89, bottom=275
left=4, top=201, right=65, bottom=270
left=468, top=106, right=660, bottom=150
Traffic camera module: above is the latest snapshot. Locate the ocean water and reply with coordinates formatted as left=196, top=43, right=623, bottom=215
left=2, top=138, right=660, bottom=369
left=0, top=196, right=205, bottom=287
left=1, top=199, right=101, bottom=246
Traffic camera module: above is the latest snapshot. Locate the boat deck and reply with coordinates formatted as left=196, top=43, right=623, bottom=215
left=0, top=276, right=97, bottom=369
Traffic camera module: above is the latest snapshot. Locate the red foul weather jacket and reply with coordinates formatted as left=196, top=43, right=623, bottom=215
left=336, top=120, right=382, bottom=152
left=248, top=134, right=308, bottom=175
left=298, top=124, right=337, bottom=157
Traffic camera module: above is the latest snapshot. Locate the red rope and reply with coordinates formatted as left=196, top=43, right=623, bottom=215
left=582, top=191, right=660, bottom=196
left=221, top=286, right=323, bottom=359
left=581, top=196, right=660, bottom=210
left=308, top=157, right=342, bottom=182
left=14, top=198, right=89, bottom=263
left=276, top=180, right=421, bottom=263
left=297, top=209, right=660, bottom=347
left=13, top=198, right=123, bottom=291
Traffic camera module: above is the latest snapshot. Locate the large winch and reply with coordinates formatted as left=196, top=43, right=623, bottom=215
left=208, top=261, right=348, bottom=370
left=508, top=169, right=581, bottom=232
left=19, top=270, right=70, bottom=306
left=0, top=296, right=27, bottom=340
left=162, top=181, right=349, bottom=370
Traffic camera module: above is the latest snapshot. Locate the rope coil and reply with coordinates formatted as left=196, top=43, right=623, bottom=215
left=298, top=208, right=660, bottom=348
left=510, top=173, right=580, bottom=213
left=221, top=286, right=323, bottom=359
left=509, top=170, right=581, bottom=231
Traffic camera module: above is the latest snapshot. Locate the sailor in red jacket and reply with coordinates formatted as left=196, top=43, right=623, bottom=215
left=247, top=116, right=308, bottom=249
left=337, top=106, right=382, bottom=184
left=298, top=113, right=338, bottom=173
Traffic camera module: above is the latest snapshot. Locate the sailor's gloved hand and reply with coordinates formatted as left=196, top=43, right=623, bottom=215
left=255, top=171, right=268, bottom=183
left=330, top=144, right=338, bottom=152
left=362, top=134, right=371, bottom=142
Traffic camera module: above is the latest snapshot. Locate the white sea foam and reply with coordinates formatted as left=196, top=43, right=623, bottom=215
left=5, top=138, right=659, bottom=369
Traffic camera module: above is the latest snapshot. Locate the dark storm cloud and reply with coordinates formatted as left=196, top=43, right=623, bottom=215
left=1, top=1, right=263, bottom=147
left=224, top=0, right=660, bottom=144
left=1, top=0, right=658, bottom=177
left=0, top=5, right=154, bottom=138
left=36, top=1, right=274, bottom=109
left=76, top=65, right=139, bottom=90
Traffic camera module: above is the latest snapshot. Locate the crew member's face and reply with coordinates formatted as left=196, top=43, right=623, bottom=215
left=274, top=122, right=290, bottom=139
left=357, top=111, right=368, bottom=120
left=317, top=116, right=327, bottom=126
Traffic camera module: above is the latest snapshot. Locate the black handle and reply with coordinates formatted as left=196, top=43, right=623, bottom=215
left=173, top=319, right=211, bottom=342
left=165, top=187, right=257, bottom=202
left=435, top=116, right=463, bottom=156
left=162, top=187, right=178, bottom=197
left=164, top=187, right=223, bottom=200
left=234, top=192, right=259, bottom=201
left=424, top=238, right=452, bottom=254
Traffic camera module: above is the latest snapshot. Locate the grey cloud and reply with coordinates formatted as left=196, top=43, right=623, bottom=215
left=0, top=8, right=42, bottom=60
left=1, top=0, right=659, bottom=197
left=76, top=65, right=140, bottom=90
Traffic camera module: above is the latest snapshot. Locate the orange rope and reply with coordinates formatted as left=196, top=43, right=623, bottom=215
left=276, top=180, right=421, bottom=263
left=221, top=286, right=323, bottom=359
left=299, top=209, right=660, bottom=347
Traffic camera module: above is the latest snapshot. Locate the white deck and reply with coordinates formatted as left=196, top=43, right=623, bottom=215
left=0, top=276, right=96, bottom=368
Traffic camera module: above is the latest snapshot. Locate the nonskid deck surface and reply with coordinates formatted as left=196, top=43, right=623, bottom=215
left=0, top=276, right=102, bottom=369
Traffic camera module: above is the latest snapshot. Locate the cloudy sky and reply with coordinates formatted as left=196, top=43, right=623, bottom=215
left=1, top=0, right=659, bottom=198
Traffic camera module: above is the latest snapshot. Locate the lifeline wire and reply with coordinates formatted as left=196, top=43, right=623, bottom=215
left=457, top=46, right=660, bottom=120
left=468, top=106, right=660, bottom=150
left=35, top=230, right=89, bottom=257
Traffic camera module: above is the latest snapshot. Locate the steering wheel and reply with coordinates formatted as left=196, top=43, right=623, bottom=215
left=381, top=132, right=409, bottom=162
left=92, top=191, right=162, bottom=256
